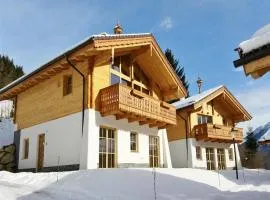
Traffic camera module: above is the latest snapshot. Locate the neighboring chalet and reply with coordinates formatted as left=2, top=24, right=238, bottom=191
left=167, top=85, right=252, bottom=170
left=0, top=25, right=187, bottom=171
left=234, top=24, right=270, bottom=79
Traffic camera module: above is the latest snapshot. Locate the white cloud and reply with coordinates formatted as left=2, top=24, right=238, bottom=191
left=160, top=16, right=173, bottom=30
left=235, top=82, right=270, bottom=132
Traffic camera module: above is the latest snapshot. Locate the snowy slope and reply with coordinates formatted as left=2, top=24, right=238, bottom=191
left=0, top=169, right=269, bottom=200
left=239, top=23, right=270, bottom=54
left=251, top=121, right=270, bottom=142
left=0, top=118, right=14, bottom=148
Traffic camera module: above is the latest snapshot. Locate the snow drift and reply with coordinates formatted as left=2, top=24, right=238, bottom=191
left=0, top=168, right=269, bottom=200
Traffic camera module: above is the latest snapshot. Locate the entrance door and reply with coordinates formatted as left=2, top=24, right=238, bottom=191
left=217, top=148, right=226, bottom=170
left=37, top=134, right=45, bottom=171
left=206, top=148, right=215, bottom=170
left=149, top=136, right=159, bottom=168
left=99, top=127, right=116, bottom=168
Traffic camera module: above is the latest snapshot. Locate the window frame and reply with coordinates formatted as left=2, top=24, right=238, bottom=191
left=110, top=56, right=151, bottom=96
left=130, top=132, right=138, bottom=152
left=23, top=138, right=29, bottom=159
left=197, top=114, right=213, bottom=125
left=196, top=146, right=202, bottom=160
left=63, top=74, right=73, bottom=96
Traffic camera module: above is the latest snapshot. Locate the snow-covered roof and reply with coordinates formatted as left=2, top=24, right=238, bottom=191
left=173, top=85, right=223, bottom=110
left=239, top=24, right=270, bottom=54
left=0, top=33, right=151, bottom=95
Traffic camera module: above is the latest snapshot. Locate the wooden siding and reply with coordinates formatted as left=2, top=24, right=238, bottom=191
left=167, top=115, right=187, bottom=141
left=16, top=61, right=89, bottom=130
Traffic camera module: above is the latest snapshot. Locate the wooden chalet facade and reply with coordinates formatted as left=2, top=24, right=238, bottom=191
left=167, top=85, right=252, bottom=170
left=0, top=26, right=187, bottom=171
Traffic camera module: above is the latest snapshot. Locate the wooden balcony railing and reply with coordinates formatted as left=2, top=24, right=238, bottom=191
left=100, top=84, right=176, bottom=128
left=193, top=123, right=243, bottom=143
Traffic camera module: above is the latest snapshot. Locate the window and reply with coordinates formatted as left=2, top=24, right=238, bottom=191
left=63, top=75, right=72, bottom=96
left=23, top=138, right=29, bottom=159
left=130, top=132, right=138, bottom=152
left=217, top=148, right=226, bottom=170
left=197, top=114, right=213, bottom=125
left=196, top=146, right=202, bottom=160
left=228, top=148, right=234, bottom=160
left=110, top=56, right=151, bottom=96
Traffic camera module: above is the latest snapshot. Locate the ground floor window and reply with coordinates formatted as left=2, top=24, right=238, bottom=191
left=206, top=148, right=215, bottom=170
left=149, top=136, right=159, bottom=168
left=196, top=146, right=202, bottom=160
left=130, top=132, right=138, bottom=152
left=99, top=127, right=116, bottom=168
left=217, top=148, right=226, bottom=170
left=23, top=138, right=29, bottom=159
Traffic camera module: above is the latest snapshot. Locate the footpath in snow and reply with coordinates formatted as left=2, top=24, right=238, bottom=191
left=0, top=168, right=270, bottom=200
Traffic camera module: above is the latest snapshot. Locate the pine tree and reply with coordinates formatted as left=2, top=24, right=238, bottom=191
left=165, top=49, right=189, bottom=97
left=0, top=54, right=24, bottom=89
left=245, top=127, right=258, bottom=152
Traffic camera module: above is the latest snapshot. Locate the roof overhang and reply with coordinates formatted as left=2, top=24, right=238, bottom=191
left=0, top=33, right=187, bottom=101
left=233, top=46, right=270, bottom=79
left=179, top=86, right=252, bottom=123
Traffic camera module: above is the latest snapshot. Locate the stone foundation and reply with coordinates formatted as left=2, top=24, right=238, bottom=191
left=0, top=144, right=16, bottom=172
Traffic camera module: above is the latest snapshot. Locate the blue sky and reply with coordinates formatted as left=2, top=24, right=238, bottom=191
left=0, top=0, right=270, bottom=130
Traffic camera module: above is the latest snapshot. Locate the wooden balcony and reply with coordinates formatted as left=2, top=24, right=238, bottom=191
left=100, top=84, right=176, bottom=128
left=193, top=123, right=243, bottom=143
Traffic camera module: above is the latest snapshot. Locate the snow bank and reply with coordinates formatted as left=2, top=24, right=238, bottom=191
left=0, top=168, right=269, bottom=200
left=239, top=24, right=270, bottom=54
left=0, top=118, right=14, bottom=148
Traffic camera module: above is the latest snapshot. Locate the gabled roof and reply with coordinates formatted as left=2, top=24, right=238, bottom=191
left=173, top=85, right=223, bottom=109
left=173, top=85, right=252, bottom=122
left=0, top=32, right=187, bottom=100
left=0, top=33, right=151, bottom=95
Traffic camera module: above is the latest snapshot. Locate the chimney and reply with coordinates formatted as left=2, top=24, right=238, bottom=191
left=114, top=21, right=123, bottom=34
left=196, top=77, right=203, bottom=94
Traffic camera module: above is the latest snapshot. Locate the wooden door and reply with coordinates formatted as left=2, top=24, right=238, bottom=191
left=206, top=148, right=215, bottom=170
left=217, top=148, right=226, bottom=170
left=149, top=136, right=160, bottom=168
left=37, top=134, right=45, bottom=171
left=99, top=127, right=116, bottom=168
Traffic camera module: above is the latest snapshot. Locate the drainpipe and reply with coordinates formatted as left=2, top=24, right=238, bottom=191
left=65, top=55, right=85, bottom=136
left=178, top=112, right=189, bottom=166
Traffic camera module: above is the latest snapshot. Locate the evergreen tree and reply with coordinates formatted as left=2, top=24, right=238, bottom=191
left=245, top=127, right=258, bottom=152
left=165, top=49, right=189, bottom=97
left=0, top=54, right=24, bottom=89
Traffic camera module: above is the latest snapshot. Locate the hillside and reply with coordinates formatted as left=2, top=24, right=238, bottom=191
left=0, top=168, right=269, bottom=200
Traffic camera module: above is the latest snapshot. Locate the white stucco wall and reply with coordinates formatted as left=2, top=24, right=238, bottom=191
left=80, top=109, right=171, bottom=169
left=169, top=139, right=189, bottom=168
left=19, top=111, right=82, bottom=169
left=169, top=138, right=242, bottom=170
left=18, top=109, right=171, bottom=170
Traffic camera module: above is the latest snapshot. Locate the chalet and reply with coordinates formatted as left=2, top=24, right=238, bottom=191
left=0, top=24, right=187, bottom=171
left=167, top=85, right=252, bottom=170
left=234, top=24, right=270, bottom=79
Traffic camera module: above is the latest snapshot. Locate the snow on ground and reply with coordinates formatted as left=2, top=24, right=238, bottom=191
left=0, top=118, right=14, bottom=148
left=0, top=168, right=269, bottom=200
